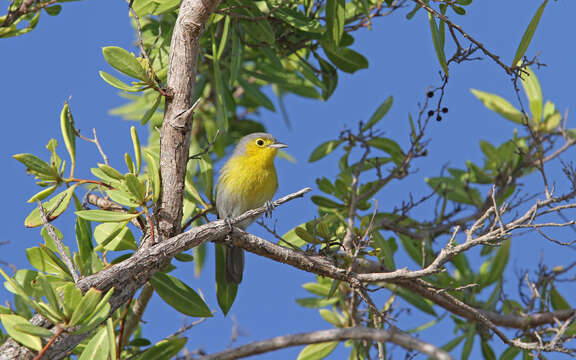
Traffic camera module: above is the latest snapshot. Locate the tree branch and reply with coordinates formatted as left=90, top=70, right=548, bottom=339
left=198, top=328, right=453, bottom=360
left=156, top=0, right=220, bottom=239
left=0, top=188, right=311, bottom=359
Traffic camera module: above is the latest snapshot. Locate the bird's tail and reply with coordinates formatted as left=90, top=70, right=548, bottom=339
left=225, top=246, right=244, bottom=284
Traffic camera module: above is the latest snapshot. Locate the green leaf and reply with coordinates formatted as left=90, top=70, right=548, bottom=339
left=25, top=185, right=77, bottom=228
left=394, top=286, right=436, bottom=316
left=481, top=240, right=510, bottom=286
left=363, top=96, right=393, bottom=131
left=239, top=78, right=275, bottom=111
left=78, top=326, right=109, bottom=360
left=60, top=102, right=76, bottom=176
left=274, top=8, right=323, bottom=33
left=550, top=286, right=570, bottom=311
left=470, top=89, right=524, bottom=124
left=26, top=246, right=72, bottom=279
left=302, top=282, right=331, bottom=297
left=145, top=151, right=160, bottom=203
left=44, top=5, right=62, bottom=15
left=511, top=0, right=548, bottom=67
left=461, top=324, right=476, bottom=360
left=94, top=222, right=137, bottom=251
left=428, top=13, right=449, bottom=76
left=317, top=57, right=338, bottom=100
left=319, top=309, right=343, bottom=327
left=295, top=297, right=338, bottom=308
left=37, top=275, right=64, bottom=319
left=140, top=94, right=162, bottom=124
left=102, top=46, right=149, bottom=81
left=134, top=337, right=187, bottom=360
left=96, top=163, right=124, bottom=180
left=481, top=340, right=496, bottom=360
left=297, top=342, right=338, bottom=360
left=69, top=288, right=104, bottom=326
left=75, top=210, right=140, bottom=222
left=26, top=185, right=57, bottom=203
left=309, top=140, right=341, bottom=162
left=130, top=126, right=142, bottom=175
left=70, top=289, right=113, bottom=335
left=123, top=173, right=146, bottom=203
left=215, top=244, right=237, bottom=315
left=499, top=347, right=521, bottom=360
left=150, top=272, right=212, bottom=317
left=99, top=71, right=143, bottom=92
left=311, top=196, right=343, bottom=209
left=323, top=45, right=369, bottom=73
left=13, top=153, right=59, bottom=180
left=519, top=66, right=543, bottom=125
left=0, top=314, right=42, bottom=351
left=367, top=137, right=403, bottom=164
left=12, top=322, right=53, bottom=338
left=326, top=0, right=345, bottom=47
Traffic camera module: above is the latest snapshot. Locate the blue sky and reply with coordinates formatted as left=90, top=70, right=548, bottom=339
left=2, top=0, right=576, bottom=358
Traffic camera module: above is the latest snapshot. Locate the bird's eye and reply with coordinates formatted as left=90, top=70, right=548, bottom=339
left=256, top=139, right=265, bottom=146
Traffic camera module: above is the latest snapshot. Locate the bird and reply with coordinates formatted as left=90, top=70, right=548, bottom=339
left=215, top=132, right=287, bottom=284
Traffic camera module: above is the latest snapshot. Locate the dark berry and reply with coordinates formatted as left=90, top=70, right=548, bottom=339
left=427, top=110, right=435, bottom=117
left=436, top=115, right=442, bottom=122
left=427, top=91, right=434, bottom=98
left=441, top=107, right=449, bottom=113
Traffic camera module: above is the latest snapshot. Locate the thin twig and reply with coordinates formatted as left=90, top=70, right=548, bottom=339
left=37, top=201, right=79, bottom=283
left=198, top=328, right=453, bottom=360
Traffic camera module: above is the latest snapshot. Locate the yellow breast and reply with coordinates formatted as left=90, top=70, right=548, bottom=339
left=217, top=152, right=279, bottom=217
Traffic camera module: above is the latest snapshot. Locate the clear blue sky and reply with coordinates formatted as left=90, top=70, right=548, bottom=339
left=2, top=0, right=576, bottom=358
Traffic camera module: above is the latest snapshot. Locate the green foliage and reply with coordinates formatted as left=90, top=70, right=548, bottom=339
left=3, top=0, right=573, bottom=359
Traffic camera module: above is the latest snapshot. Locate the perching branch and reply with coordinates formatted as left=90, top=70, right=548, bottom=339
left=199, top=328, right=454, bottom=360
left=0, top=188, right=311, bottom=359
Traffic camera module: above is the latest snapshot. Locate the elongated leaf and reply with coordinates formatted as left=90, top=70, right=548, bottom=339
left=297, top=342, right=338, bottom=360
left=309, top=140, right=341, bottom=162
left=140, top=94, right=161, bottom=124
left=130, top=126, right=142, bottom=175
left=470, top=89, right=524, bottom=124
left=13, top=153, right=58, bottom=179
left=215, top=244, right=238, bottom=315
left=311, top=196, right=343, bottom=209
left=520, top=66, right=543, bottom=123
left=323, top=45, right=368, bottom=73
left=60, top=102, right=76, bottom=176
left=123, top=173, right=146, bottom=202
left=550, top=286, right=570, bottom=311
left=135, top=337, right=187, bottom=360
left=78, top=326, right=109, bottom=360
left=150, top=272, right=212, bottom=317
left=13, top=323, right=53, bottom=338
left=69, top=288, right=104, bottom=326
left=363, top=96, right=393, bottom=131
left=511, top=0, right=548, bottom=67
left=326, top=0, right=345, bottom=47
left=102, top=46, right=149, bottom=81
left=94, top=222, right=137, bottom=251
left=0, top=314, right=42, bottom=351
left=26, top=246, right=72, bottom=279
left=428, top=13, right=448, bottom=76
left=75, top=210, right=140, bottom=222
left=482, top=240, right=510, bottom=286
left=99, top=71, right=142, bottom=92
left=25, top=185, right=77, bottom=227
left=27, top=185, right=57, bottom=203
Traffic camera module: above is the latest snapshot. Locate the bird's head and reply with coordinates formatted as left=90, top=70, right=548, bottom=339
left=234, top=132, right=287, bottom=161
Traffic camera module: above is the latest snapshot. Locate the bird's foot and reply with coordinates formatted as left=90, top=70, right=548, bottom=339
left=224, top=217, right=234, bottom=233
left=264, top=200, right=276, bottom=218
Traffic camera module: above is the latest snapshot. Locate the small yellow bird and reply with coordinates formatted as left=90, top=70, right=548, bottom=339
left=216, top=132, right=287, bottom=284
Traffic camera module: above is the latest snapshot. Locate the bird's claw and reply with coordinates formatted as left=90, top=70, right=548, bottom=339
left=224, top=217, right=234, bottom=233
left=264, top=200, right=276, bottom=218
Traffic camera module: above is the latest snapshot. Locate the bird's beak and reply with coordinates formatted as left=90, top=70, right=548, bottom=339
left=268, top=142, right=287, bottom=149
